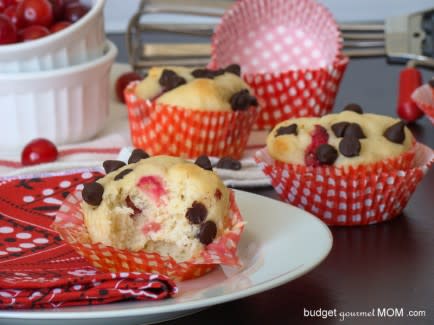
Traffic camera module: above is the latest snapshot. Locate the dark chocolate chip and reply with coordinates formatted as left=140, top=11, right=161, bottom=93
left=344, top=123, right=366, bottom=139
left=331, top=122, right=350, bottom=137
left=186, top=201, right=208, bottom=224
left=216, top=157, right=242, bottom=170
left=191, top=68, right=224, bottom=79
left=383, top=121, right=406, bottom=144
left=103, top=160, right=126, bottom=174
left=82, top=182, right=104, bottom=206
left=195, top=155, right=213, bottom=171
left=225, top=64, right=241, bottom=76
left=128, top=149, right=150, bottom=164
left=275, top=124, right=298, bottom=137
left=343, top=103, right=363, bottom=114
left=114, top=168, right=133, bottom=181
left=429, top=79, right=434, bottom=88
left=159, top=69, right=186, bottom=91
left=339, top=136, right=361, bottom=157
left=230, top=89, right=258, bottom=111
left=315, top=144, right=338, bottom=165
left=198, top=221, right=217, bottom=245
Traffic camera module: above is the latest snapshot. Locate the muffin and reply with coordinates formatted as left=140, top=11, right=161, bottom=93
left=53, top=151, right=245, bottom=280
left=125, top=64, right=259, bottom=159
left=256, top=104, right=432, bottom=226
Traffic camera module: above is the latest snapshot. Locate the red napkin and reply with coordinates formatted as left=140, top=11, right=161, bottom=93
left=0, top=170, right=177, bottom=309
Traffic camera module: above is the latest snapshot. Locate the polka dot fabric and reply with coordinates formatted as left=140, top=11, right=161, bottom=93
left=125, top=82, right=259, bottom=159
left=52, top=190, right=245, bottom=281
left=210, top=0, right=347, bottom=130
left=255, top=143, right=433, bottom=226
left=411, top=83, right=434, bottom=124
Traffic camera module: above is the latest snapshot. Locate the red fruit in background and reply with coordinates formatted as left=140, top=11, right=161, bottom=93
left=397, top=102, right=424, bottom=123
left=50, top=20, right=70, bottom=32
left=17, top=0, right=54, bottom=27
left=0, top=0, right=15, bottom=12
left=63, top=2, right=88, bottom=23
left=19, top=24, right=50, bottom=41
left=115, top=71, right=142, bottom=103
left=0, top=14, right=17, bottom=44
left=4, top=4, right=25, bottom=29
left=21, top=138, right=58, bottom=166
left=48, top=0, right=64, bottom=21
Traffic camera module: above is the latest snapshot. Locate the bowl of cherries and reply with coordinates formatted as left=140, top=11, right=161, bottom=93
left=0, top=0, right=105, bottom=72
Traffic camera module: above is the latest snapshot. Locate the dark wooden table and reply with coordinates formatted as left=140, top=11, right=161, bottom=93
left=108, top=34, right=433, bottom=325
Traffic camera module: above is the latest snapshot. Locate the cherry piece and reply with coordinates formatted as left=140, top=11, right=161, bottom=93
left=19, top=25, right=50, bottom=41
left=63, top=2, right=89, bottom=23
left=21, top=138, right=58, bottom=166
left=115, top=71, right=142, bottom=103
left=0, top=14, right=17, bottom=44
left=0, top=0, right=15, bottom=12
left=4, top=5, right=25, bottom=29
left=17, top=0, right=54, bottom=28
left=304, top=125, right=329, bottom=166
left=50, top=20, right=70, bottom=32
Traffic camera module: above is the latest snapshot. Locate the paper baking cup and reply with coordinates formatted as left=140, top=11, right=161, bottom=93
left=411, top=84, right=434, bottom=124
left=211, top=0, right=342, bottom=73
left=125, top=82, right=259, bottom=159
left=255, top=143, right=433, bottom=226
left=52, top=191, right=245, bottom=281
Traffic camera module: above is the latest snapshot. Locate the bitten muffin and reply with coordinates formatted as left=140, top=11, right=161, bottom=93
left=267, top=104, right=414, bottom=167
left=134, top=64, right=258, bottom=112
left=81, top=152, right=230, bottom=263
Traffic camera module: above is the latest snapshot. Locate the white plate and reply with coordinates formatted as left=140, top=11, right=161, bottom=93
left=0, top=190, right=332, bottom=325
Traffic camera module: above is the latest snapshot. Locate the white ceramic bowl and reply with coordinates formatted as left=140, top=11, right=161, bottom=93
left=0, top=0, right=105, bottom=73
left=0, top=40, right=117, bottom=150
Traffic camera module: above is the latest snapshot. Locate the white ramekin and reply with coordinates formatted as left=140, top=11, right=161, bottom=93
left=0, top=40, right=117, bottom=150
left=0, top=0, right=105, bottom=73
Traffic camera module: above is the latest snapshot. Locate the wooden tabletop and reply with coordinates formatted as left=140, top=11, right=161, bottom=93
left=153, top=57, right=434, bottom=325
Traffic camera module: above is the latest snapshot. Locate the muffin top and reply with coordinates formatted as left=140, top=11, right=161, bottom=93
left=134, top=65, right=258, bottom=112
left=267, top=106, right=414, bottom=167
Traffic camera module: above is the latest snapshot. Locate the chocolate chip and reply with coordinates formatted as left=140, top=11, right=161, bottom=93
left=186, top=201, right=208, bottom=224
left=195, top=155, right=213, bottom=171
left=331, top=122, right=349, bottom=137
left=275, top=124, right=298, bottom=137
left=114, top=168, right=133, bottom=181
left=344, top=123, right=366, bottom=139
left=343, top=103, right=363, bottom=114
left=230, top=89, right=258, bottom=111
left=198, top=221, right=217, bottom=245
left=159, top=69, right=186, bottom=91
left=225, top=64, right=241, bottom=76
left=315, top=144, right=338, bottom=165
left=339, top=136, right=361, bottom=157
left=191, top=68, right=224, bottom=79
left=103, top=160, right=126, bottom=174
left=429, top=79, right=434, bottom=88
left=82, top=182, right=104, bottom=206
left=128, top=149, right=150, bottom=164
left=216, top=157, right=242, bottom=170
left=383, top=121, right=406, bottom=144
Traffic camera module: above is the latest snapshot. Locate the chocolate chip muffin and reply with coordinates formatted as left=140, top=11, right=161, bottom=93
left=81, top=152, right=230, bottom=263
left=134, top=64, right=257, bottom=112
left=267, top=105, right=414, bottom=167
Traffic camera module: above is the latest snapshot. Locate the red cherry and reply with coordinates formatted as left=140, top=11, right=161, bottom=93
left=21, top=138, right=58, bottom=166
left=4, top=4, right=24, bottom=29
left=115, top=71, right=142, bottom=103
left=397, top=101, right=424, bottom=123
left=0, top=14, right=17, bottom=44
left=0, top=0, right=15, bottom=12
left=17, top=0, right=53, bottom=28
left=63, top=2, right=88, bottom=23
left=50, top=20, right=70, bottom=32
left=19, top=24, right=50, bottom=41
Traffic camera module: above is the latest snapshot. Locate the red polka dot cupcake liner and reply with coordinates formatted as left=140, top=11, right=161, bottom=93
left=411, top=83, right=434, bottom=124
left=209, top=0, right=346, bottom=129
left=255, top=143, right=433, bottom=226
left=52, top=190, right=245, bottom=281
left=124, top=82, right=259, bottom=159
